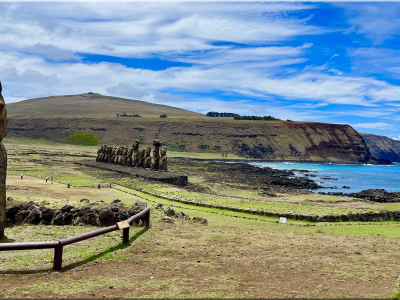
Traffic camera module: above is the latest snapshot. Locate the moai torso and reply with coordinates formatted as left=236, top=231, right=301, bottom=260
left=144, top=147, right=152, bottom=168
left=138, top=149, right=146, bottom=167
left=132, top=140, right=140, bottom=167
left=0, top=82, right=7, bottom=238
left=151, top=140, right=161, bottom=170
left=159, top=147, right=168, bottom=171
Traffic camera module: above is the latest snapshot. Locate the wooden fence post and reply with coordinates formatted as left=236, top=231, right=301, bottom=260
left=53, top=245, right=63, bottom=270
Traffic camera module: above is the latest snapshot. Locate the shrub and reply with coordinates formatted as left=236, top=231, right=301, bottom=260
left=66, top=132, right=100, bottom=146
left=199, top=144, right=211, bottom=152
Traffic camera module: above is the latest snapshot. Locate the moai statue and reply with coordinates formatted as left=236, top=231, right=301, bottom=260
left=151, top=139, right=161, bottom=170
left=0, top=81, right=7, bottom=239
left=121, top=147, right=129, bottom=166
left=111, top=147, right=117, bottom=164
left=144, top=147, right=152, bottom=168
left=126, top=145, right=134, bottom=166
left=116, top=147, right=124, bottom=165
left=159, top=146, right=168, bottom=172
left=106, top=147, right=113, bottom=163
left=96, top=146, right=103, bottom=162
left=131, top=140, right=140, bottom=167
left=138, top=148, right=146, bottom=167
left=100, top=145, right=107, bottom=162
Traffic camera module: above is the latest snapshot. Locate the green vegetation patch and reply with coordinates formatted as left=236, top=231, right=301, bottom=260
left=162, top=141, right=186, bottom=152
left=66, top=132, right=100, bottom=146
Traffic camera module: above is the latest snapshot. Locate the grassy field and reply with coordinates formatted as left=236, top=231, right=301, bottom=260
left=1, top=139, right=400, bottom=298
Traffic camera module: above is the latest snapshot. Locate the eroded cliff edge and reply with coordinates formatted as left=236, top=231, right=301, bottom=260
left=7, top=117, right=386, bottom=164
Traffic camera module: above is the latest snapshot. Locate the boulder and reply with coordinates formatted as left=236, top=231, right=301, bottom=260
left=6, top=205, right=19, bottom=222
left=166, top=208, right=176, bottom=217
left=52, top=213, right=65, bottom=225
left=63, top=213, right=74, bottom=225
left=41, top=207, right=55, bottom=225
left=99, top=208, right=115, bottom=226
left=26, top=209, right=42, bottom=224
left=112, top=199, right=121, bottom=204
left=192, top=216, right=208, bottom=225
left=15, top=210, right=30, bottom=224
left=154, top=203, right=163, bottom=210
left=134, top=200, right=147, bottom=209
left=80, top=198, right=90, bottom=204
left=61, top=205, right=75, bottom=213
left=160, top=216, right=174, bottom=223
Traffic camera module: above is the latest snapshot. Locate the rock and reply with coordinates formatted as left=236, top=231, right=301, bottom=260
left=40, top=207, right=54, bottom=225
left=15, top=210, right=30, bottom=224
left=111, top=207, right=120, bottom=213
left=127, top=207, right=141, bottom=217
left=80, top=198, right=90, bottom=204
left=154, top=203, right=163, bottom=210
left=52, top=213, right=65, bottom=225
left=115, top=211, right=129, bottom=222
left=192, top=216, right=208, bottom=225
left=99, top=209, right=115, bottom=226
left=63, top=213, right=74, bottom=225
left=6, top=197, right=13, bottom=202
left=6, top=205, right=19, bottom=222
left=26, top=209, right=42, bottom=224
left=160, top=216, right=174, bottom=223
left=134, top=200, right=147, bottom=209
left=166, top=207, right=176, bottom=217
left=112, top=199, right=121, bottom=204
left=61, top=205, right=75, bottom=213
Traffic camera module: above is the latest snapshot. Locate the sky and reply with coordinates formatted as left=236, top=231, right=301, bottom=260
left=1, top=2, right=400, bottom=139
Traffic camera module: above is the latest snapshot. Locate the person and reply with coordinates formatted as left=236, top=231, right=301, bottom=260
left=20, top=173, right=23, bottom=180
left=67, top=181, right=70, bottom=188
left=46, top=176, right=48, bottom=183
left=51, top=175, right=53, bottom=184
left=98, top=184, right=101, bottom=189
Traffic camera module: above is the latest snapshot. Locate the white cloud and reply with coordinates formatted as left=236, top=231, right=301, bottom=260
left=31, top=44, right=79, bottom=61
left=352, top=122, right=393, bottom=130
left=337, top=3, right=400, bottom=44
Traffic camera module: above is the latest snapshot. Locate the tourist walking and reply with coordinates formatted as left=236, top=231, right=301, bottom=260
left=67, top=181, right=70, bottom=188
left=46, top=176, right=49, bottom=183
left=20, top=173, right=23, bottom=180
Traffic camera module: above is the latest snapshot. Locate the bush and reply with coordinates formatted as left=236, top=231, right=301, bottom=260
left=199, top=144, right=211, bottom=152
left=162, top=142, right=186, bottom=151
left=66, top=132, right=100, bottom=146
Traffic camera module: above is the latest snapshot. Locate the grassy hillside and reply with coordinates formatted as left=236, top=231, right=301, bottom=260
left=7, top=116, right=377, bottom=163
left=361, top=133, right=400, bottom=162
left=6, top=94, right=205, bottom=118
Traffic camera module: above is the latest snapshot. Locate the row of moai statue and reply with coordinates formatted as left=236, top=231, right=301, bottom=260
left=96, top=139, right=167, bottom=171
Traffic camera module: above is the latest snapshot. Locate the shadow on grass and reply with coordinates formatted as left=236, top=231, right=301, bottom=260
left=0, top=226, right=149, bottom=275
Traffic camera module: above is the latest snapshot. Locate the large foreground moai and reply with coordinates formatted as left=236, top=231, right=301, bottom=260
left=0, top=82, right=7, bottom=238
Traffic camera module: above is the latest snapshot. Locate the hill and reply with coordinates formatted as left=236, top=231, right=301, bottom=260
left=6, top=94, right=205, bottom=118
left=361, top=133, right=400, bottom=162
left=7, top=116, right=382, bottom=164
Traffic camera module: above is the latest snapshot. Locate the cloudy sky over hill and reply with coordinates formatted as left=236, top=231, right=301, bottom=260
left=1, top=2, right=400, bottom=138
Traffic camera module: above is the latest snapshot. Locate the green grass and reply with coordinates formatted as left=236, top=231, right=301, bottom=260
left=66, top=132, right=100, bottom=146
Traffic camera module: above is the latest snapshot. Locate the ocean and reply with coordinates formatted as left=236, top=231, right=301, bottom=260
left=248, top=161, right=400, bottom=193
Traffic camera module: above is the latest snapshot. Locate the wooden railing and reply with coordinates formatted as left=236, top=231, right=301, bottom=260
left=0, top=207, right=150, bottom=270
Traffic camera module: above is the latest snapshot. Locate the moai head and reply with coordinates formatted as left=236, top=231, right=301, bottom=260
left=160, top=146, right=167, bottom=157
left=145, top=147, right=151, bottom=157
left=0, top=82, right=7, bottom=141
left=132, top=140, right=139, bottom=151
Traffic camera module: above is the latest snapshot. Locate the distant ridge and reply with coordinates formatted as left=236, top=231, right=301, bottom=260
left=6, top=94, right=205, bottom=118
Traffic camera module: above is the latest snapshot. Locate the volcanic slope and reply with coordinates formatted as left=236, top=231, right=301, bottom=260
left=361, top=133, right=400, bottom=162
left=6, top=94, right=205, bottom=118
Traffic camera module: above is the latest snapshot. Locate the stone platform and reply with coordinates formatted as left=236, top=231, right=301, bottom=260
left=78, top=161, right=188, bottom=186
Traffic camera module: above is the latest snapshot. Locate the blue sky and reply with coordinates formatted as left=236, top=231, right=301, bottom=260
left=1, top=2, right=400, bottom=138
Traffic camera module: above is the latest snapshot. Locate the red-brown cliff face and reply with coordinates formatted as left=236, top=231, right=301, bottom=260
left=7, top=116, right=382, bottom=164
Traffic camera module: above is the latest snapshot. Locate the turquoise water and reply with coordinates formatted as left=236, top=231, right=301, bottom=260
left=248, top=162, right=400, bottom=193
